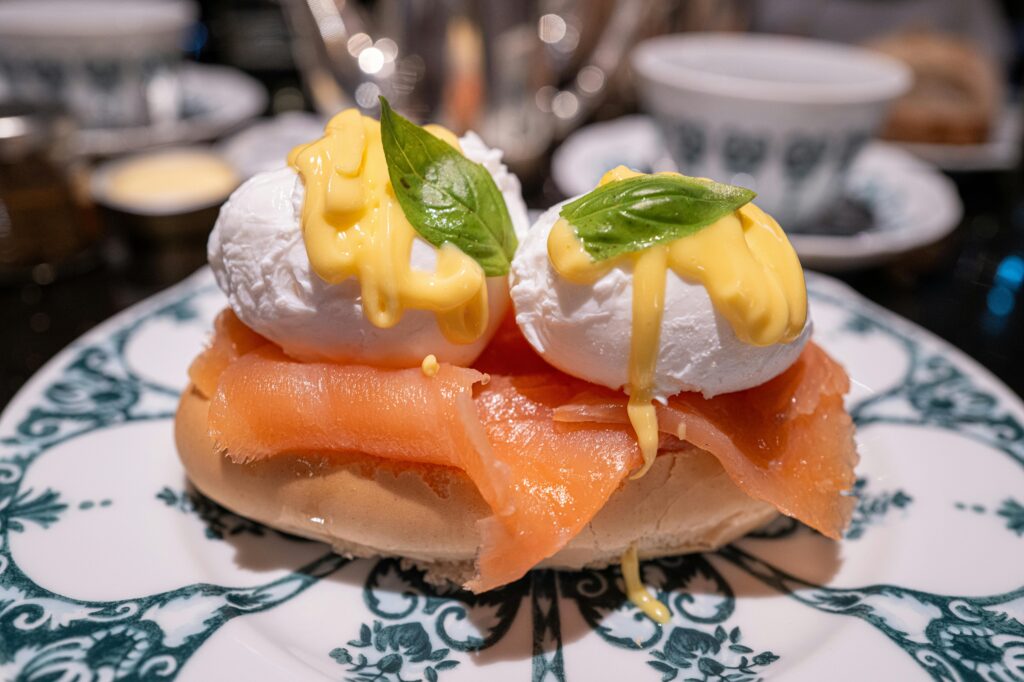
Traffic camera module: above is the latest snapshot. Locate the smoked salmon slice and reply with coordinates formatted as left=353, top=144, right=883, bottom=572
left=209, top=346, right=490, bottom=467
left=553, top=342, right=857, bottom=540
left=469, top=373, right=641, bottom=591
left=189, top=309, right=268, bottom=398
left=193, top=311, right=644, bottom=591
left=190, top=309, right=857, bottom=590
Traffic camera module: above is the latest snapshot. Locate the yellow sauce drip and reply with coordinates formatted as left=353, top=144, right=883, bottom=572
left=289, top=109, right=489, bottom=345
left=421, top=354, right=440, bottom=377
left=626, top=245, right=668, bottom=479
left=548, top=166, right=807, bottom=478
left=621, top=544, right=671, bottom=624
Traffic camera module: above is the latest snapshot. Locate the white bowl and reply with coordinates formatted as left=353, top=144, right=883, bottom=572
left=631, top=33, right=911, bottom=229
left=0, top=0, right=197, bottom=129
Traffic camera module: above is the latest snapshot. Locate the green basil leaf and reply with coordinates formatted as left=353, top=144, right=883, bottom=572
left=379, top=97, right=517, bottom=277
left=559, top=174, right=756, bottom=262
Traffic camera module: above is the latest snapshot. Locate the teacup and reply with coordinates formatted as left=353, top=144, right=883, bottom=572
left=0, top=0, right=197, bottom=129
left=631, top=33, right=910, bottom=229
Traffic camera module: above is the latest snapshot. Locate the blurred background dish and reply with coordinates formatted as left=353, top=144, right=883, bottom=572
left=743, top=0, right=1022, bottom=173
left=0, top=0, right=198, bottom=129
left=869, top=31, right=1003, bottom=146
left=788, top=144, right=963, bottom=271
left=890, top=102, right=1023, bottom=172
left=631, top=33, right=911, bottom=229
left=90, top=147, right=239, bottom=283
left=0, top=102, right=98, bottom=281
left=552, top=115, right=962, bottom=271
left=92, top=146, right=239, bottom=214
left=73, top=63, right=268, bottom=158
left=863, top=28, right=1024, bottom=172
left=0, top=0, right=267, bottom=158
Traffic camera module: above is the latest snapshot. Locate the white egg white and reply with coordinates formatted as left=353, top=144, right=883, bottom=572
left=509, top=203, right=812, bottom=400
left=208, top=132, right=530, bottom=367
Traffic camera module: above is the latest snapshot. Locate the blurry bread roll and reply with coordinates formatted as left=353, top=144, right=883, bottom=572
left=869, top=31, right=1002, bottom=145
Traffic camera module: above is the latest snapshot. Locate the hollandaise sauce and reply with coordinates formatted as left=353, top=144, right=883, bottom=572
left=420, top=354, right=440, bottom=377
left=621, top=544, right=670, bottom=624
left=289, top=109, right=489, bottom=344
left=548, top=166, right=808, bottom=479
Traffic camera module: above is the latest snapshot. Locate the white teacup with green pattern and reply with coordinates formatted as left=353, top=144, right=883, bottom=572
left=0, top=0, right=196, bottom=129
left=632, top=33, right=910, bottom=230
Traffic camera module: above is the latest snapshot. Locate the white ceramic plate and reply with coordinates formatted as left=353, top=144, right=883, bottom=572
left=552, top=116, right=963, bottom=272
left=74, top=63, right=268, bottom=157
left=2, top=268, right=1023, bottom=681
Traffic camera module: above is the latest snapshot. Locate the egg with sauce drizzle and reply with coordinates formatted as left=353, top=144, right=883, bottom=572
left=509, top=168, right=812, bottom=403
left=209, top=126, right=529, bottom=367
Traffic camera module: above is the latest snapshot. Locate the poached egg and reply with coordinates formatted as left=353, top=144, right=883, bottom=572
left=510, top=202, right=812, bottom=400
left=209, top=132, right=529, bottom=367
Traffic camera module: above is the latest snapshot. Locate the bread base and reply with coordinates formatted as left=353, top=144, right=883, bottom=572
left=175, top=386, right=777, bottom=586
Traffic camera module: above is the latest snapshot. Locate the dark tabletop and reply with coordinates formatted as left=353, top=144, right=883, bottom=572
left=2, top=167, right=1022, bottom=411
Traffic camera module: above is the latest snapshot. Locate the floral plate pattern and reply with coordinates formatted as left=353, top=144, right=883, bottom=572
left=1, top=268, right=1023, bottom=681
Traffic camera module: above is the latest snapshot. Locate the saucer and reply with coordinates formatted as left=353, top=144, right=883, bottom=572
left=73, top=63, right=267, bottom=157
left=552, top=116, right=962, bottom=271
